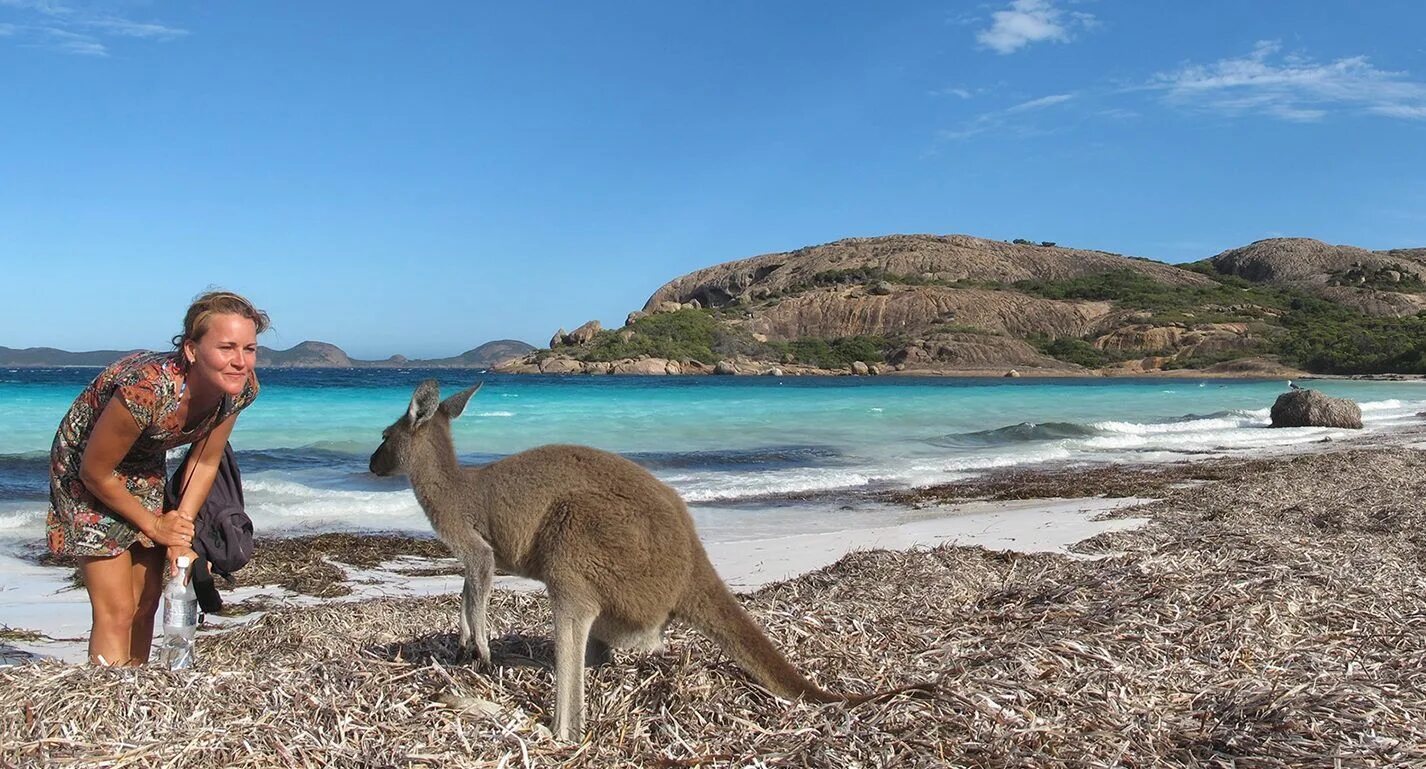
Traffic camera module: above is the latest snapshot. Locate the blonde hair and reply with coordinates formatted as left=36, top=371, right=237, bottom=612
left=172, top=290, right=271, bottom=350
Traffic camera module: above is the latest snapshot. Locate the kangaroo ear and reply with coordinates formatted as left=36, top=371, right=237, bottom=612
left=407, top=379, right=442, bottom=426
left=439, top=382, right=482, bottom=420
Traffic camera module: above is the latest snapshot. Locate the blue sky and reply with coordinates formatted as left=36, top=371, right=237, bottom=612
left=2, top=1, right=1423, bottom=358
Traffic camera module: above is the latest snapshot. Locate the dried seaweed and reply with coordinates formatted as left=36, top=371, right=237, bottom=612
left=5, top=446, right=1426, bottom=767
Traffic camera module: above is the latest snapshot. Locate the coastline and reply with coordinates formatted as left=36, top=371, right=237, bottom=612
left=5, top=421, right=1426, bottom=764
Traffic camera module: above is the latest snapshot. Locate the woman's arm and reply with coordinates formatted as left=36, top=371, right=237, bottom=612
left=170, top=413, right=239, bottom=521
left=79, top=400, right=195, bottom=548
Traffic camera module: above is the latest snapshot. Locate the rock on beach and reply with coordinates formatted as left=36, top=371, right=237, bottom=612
left=1269, top=389, right=1363, bottom=429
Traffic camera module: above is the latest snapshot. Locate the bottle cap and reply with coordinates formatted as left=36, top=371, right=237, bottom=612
left=176, top=556, right=191, bottom=568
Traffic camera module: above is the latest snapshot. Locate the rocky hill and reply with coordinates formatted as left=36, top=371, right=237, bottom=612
left=258, top=341, right=353, bottom=368
left=499, top=234, right=1426, bottom=377
left=643, top=234, right=1209, bottom=311
left=1207, top=238, right=1426, bottom=317
left=1, top=340, right=533, bottom=369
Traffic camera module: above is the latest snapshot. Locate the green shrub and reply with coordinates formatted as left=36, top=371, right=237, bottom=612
left=578, top=310, right=725, bottom=363
left=786, top=336, right=890, bottom=369
left=1279, top=297, right=1426, bottom=374
left=1160, top=346, right=1263, bottom=370
left=1013, top=269, right=1287, bottom=321
left=789, top=268, right=1004, bottom=293
left=1027, top=334, right=1127, bottom=369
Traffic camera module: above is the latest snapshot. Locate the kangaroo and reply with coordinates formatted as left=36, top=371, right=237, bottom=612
left=369, top=380, right=928, bottom=741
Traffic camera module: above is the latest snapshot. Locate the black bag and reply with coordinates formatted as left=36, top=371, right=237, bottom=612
left=165, top=442, right=254, bottom=613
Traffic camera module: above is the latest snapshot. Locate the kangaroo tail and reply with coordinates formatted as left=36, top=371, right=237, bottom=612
left=674, top=572, right=842, bottom=704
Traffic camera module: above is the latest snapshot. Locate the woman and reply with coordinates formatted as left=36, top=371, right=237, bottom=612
left=46, top=291, right=269, bottom=666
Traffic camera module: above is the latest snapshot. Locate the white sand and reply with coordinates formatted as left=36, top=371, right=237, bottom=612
left=0, top=496, right=1149, bottom=665
left=710, top=496, right=1149, bottom=590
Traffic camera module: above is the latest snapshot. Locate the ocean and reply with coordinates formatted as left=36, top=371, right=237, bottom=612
left=2, top=368, right=1424, bottom=561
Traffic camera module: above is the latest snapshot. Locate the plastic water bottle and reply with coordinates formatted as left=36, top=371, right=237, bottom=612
left=162, top=556, right=198, bottom=669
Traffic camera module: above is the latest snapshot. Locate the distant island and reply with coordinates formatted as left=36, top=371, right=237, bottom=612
left=496, top=233, right=1426, bottom=377
left=0, top=339, right=534, bottom=369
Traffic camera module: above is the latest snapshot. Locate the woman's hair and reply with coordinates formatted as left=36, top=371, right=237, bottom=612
left=172, top=290, right=271, bottom=349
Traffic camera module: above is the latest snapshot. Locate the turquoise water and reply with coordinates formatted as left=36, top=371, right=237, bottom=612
left=2, top=368, right=1424, bottom=549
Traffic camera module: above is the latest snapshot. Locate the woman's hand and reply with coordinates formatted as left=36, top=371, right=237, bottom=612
left=147, top=511, right=195, bottom=548
left=167, top=546, right=200, bottom=578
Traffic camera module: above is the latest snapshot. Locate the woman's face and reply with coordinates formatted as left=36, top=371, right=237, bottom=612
left=184, top=313, right=259, bottom=398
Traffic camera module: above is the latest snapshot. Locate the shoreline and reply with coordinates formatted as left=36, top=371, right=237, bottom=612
left=9, top=359, right=1426, bottom=381
left=4, top=437, right=1426, bottom=765
left=8, top=412, right=1422, bottom=663
left=6, top=416, right=1424, bottom=665
left=0, top=496, right=1155, bottom=665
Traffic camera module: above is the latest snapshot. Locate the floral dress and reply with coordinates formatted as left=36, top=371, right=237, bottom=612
left=46, top=351, right=259, bottom=558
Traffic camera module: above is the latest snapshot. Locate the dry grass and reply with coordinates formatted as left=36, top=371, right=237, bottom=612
left=234, top=532, right=457, bottom=598
left=5, top=445, right=1426, bottom=767
left=37, top=531, right=459, bottom=601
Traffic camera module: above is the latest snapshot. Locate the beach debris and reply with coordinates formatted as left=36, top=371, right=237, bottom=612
left=6, top=444, right=1426, bottom=766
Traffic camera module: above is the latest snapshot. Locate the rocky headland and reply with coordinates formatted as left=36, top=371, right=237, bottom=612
left=498, top=234, right=1426, bottom=377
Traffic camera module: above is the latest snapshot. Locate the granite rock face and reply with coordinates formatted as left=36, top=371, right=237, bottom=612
left=1270, top=389, right=1363, bottom=429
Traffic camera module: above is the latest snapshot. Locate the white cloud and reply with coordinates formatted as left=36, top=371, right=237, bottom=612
left=1151, top=40, right=1426, bottom=122
left=937, top=42, right=1426, bottom=145
left=940, top=92, right=1077, bottom=140
left=976, top=0, right=1095, bottom=55
left=43, top=26, right=105, bottom=55
left=0, top=0, right=185, bottom=55
left=85, top=17, right=186, bottom=41
left=1006, top=93, right=1075, bottom=112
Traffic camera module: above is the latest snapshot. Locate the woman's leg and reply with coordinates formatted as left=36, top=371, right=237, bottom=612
left=78, top=550, right=138, bottom=666
left=128, top=545, right=166, bottom=664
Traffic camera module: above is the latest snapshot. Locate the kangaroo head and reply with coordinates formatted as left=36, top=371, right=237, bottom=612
left=369, top=379, right=482, bottom=476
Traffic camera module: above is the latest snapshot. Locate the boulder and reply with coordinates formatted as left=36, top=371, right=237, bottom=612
left=549, top=328, right=567, bottom=348
left=890, top=345, right=932, bottom=367
left=1005, top=369, right=1021, bottom=378
left=538, top=357, right=585, bottom=375
left=567, top=320, right=602, bottom=345
left=714, top=360, right=738, bottom=375
left=610, top=358, right=671, bottom=375
left=850, top=361, right=870, bottom=375
left=657, top=301, right=683, bottom=314
left=871, top=281, right=894, bottom=296
left=626, top=311, right=648, bottom=326
left=767, top=367, right=784, bottom=377
left=1269, top=389, right=1363, bottom=429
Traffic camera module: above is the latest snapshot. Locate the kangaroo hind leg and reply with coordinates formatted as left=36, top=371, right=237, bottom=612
left=551, top=594, right=598, bottom=743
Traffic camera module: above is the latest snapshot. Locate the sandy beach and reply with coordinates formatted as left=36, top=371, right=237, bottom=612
left=0, top=494, right=1151, bottom=666
left=4, top=421, right=1426, bottom=767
